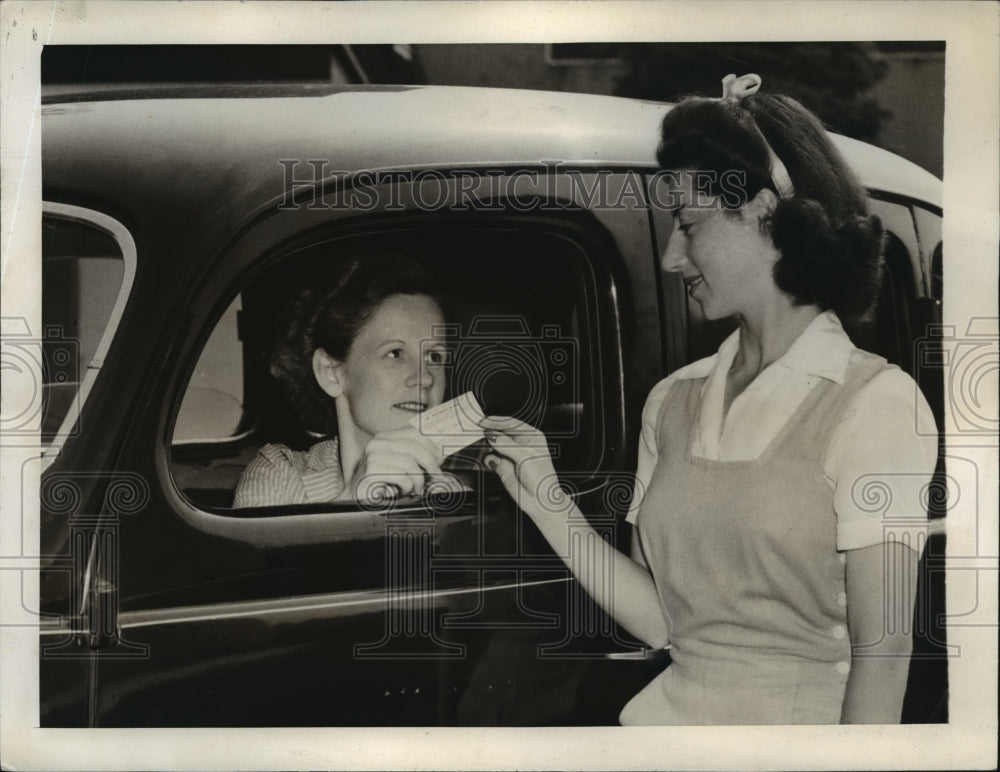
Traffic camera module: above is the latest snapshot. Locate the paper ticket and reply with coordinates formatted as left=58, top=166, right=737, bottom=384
left=410, top=391, right=486, bottom=459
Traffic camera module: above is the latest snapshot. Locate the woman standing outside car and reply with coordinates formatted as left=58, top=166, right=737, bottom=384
left=481, top=75, right=937, bottom=725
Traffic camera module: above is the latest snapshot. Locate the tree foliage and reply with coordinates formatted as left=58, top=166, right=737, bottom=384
left=613, top=43, right=889, bottom=142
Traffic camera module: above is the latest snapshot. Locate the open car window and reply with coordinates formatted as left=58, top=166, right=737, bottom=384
left=169, top=222, right=615, bottom=516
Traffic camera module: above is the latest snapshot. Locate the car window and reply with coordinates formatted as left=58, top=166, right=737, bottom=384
left=174, top=296, right=245, bottom=442
left=169, top=224, right=610, bottom=515
left=40, top=207, right=132, bottom=454
left=846, top=233, right=918, bottom=373
left=867, top=197, right=922, bottom=292
left=912, top=205, right=943, bottom=299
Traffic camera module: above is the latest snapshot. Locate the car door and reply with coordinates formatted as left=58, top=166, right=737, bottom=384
left=41, top=168, right=663, bottom=726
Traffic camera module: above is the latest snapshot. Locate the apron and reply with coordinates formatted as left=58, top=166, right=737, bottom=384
left=622, top=353, right=888, bottom=725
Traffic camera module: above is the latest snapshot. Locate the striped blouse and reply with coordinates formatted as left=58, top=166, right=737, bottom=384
left=232, top=438, right=344, bottom=507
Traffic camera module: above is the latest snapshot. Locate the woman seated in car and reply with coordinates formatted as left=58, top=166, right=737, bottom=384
left=234, top=254, right=451, bottom=506
left=481, top=75, right=937, bottom=724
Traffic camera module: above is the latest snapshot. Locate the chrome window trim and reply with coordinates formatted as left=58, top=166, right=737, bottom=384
left=911, top=203, right=944, bottom=297
left=41, top=202, right=137, bottom=470
left=107, top=576, right=567, bottom=631
left=171, top=427, right=256, bottom=448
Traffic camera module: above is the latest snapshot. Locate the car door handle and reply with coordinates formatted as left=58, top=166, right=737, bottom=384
left=603, top=645, right=671, bottom=661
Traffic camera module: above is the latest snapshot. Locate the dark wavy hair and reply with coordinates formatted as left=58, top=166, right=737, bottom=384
left=657, top=92, right=885, bottom=322
left=270, top=254, right=442, bottom=435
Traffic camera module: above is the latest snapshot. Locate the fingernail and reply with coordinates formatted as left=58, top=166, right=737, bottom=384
left=484, top=455, right=498, bottom=471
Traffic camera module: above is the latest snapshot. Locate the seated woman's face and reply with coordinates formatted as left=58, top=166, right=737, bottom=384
left=335, top=293, right=447, bottom=442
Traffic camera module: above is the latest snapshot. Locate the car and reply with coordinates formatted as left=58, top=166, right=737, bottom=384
left=36, top=84, right=946, bottom=726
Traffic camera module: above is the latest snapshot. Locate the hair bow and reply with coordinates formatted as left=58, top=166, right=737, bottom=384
left=720, top=73, right=762, bottom=102
left=717, top=72, right=794, bottom=198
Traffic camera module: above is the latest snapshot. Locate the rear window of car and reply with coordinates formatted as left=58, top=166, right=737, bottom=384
left=39, top=208, right=132, bottom=453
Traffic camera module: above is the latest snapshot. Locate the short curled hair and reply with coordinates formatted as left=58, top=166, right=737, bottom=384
left=657, top=92, right=885, bottom=322
left=270, top=253, right=442, bottom=436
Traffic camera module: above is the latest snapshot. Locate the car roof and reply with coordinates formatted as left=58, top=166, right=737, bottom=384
left=42, top=85, right=666, bottom=172
left=830, top=132, right=941, bottom=209
left=42, top=84, right=942, bottom=225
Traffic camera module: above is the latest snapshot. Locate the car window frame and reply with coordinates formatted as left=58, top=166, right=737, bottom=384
left=911, top=203, right=943, bottom=299
left=866, top=193, right=923, bottom=294
left=41, top=202, right=137, bottom=470
left=160, top=189, right=631, bottom=546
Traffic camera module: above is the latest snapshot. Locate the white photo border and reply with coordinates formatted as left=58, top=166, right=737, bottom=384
left=1, top=1, right=997, bottom=770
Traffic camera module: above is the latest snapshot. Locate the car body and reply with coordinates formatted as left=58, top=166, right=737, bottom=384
left=37, top=84, right=946, bottom=726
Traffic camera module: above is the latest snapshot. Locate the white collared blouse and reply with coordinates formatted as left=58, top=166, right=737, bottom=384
left=627, top=311, right=938, bottom=550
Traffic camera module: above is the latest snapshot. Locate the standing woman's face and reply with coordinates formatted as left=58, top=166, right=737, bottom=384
left=659, top=171, right=779, bottom=321
left=315, top=293, right=447, bottom=446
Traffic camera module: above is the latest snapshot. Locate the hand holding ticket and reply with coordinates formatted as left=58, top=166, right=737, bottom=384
left=410, top=391, right=486, bottom=459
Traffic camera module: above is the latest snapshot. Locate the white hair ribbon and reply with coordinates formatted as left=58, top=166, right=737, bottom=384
left=718, top=72, right=795, bottom=199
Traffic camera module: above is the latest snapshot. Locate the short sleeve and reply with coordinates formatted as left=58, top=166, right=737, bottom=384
left=232, top=444, right=309, bottom=507
left=626, top=377, right=674, bottom=524
left=826, top=368, right=938, bottom=551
